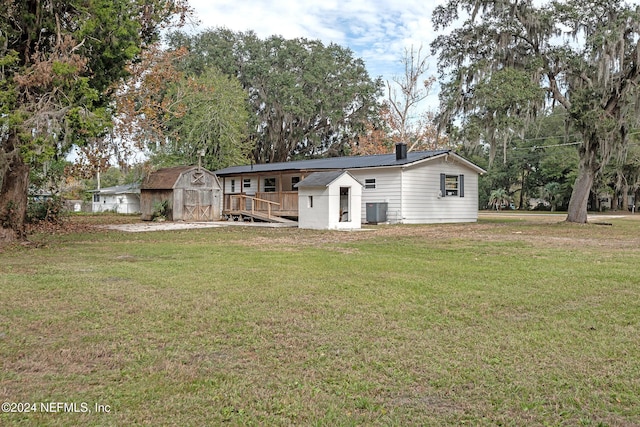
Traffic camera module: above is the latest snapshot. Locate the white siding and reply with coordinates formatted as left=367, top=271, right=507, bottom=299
left=326, top=174, right=362, bottom=230
left=224, top=178, right=240, bottom=194
left=349, top=169, right=402, bottom=223
left=224, top=177, right=294, bottom=194
left=224, top=177, right=258, bottom=194
left=348, top=157, right=479, bottom=224
left=92, top=194, right=140, bottom=214
left=298, top=173, right=362, bottom=230
left=242, top=178, right=256, bottom=194
left=401, top=157, right=479, bottom=223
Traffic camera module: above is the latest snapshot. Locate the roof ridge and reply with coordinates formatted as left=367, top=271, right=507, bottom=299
left=214, top=149, right=453, bottom=176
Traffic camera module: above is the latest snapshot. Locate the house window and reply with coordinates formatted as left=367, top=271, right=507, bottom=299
left=230, top=179, right=236, bottom=192
left=308, top=196, right=313, bottom=208
left=243, top=179, right=251, bottom=189
left=440, top=174, right=465, bottom=197
left=445, top=175, right=458, bottom=196
left=264, top=177, right=276, bottom=192
left=93, top=194, right=100, bottom=202
left=291, top=176, right=300, bottom=191
left=364, top=179, right=376, bottom=189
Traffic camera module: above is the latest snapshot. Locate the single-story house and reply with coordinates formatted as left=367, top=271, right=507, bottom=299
left=140, top=166, right=222, bottom=221
left=90, top=183, right=140, bottom=214
left=214, top=144, right=486, bottom=224
left=295, top=170, right=363, bottom=230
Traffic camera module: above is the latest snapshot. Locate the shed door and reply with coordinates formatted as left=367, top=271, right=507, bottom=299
left=184, top=189, right=213, bottom=221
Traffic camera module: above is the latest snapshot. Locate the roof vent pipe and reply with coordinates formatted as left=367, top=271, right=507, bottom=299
left=395, top=143, right=407, bottom=160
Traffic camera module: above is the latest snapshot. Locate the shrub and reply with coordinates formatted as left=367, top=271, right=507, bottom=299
left=152, top=200, right=169, bottom=221
left=27, top=196, right=66, bottom=224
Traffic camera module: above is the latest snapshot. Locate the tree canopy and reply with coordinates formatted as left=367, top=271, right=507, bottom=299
left=0, top=0, right=190, bottom=240
left=113, top=45, right=250, bottom=171
left=431, top=0, right=640, bottom=223
left=167, top=28, right=384, bottom=163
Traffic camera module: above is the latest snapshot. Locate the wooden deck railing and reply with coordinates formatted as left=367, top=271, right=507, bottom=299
left=227, top=194, right=280, bottom=219
left=224, top=192, right=299, bottom=218
left=255, top=191, right=298, bottom=212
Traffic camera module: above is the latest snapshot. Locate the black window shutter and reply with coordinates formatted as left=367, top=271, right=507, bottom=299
left=459, top=174, right=465, bottom=197
left=440, top=173, right=446, bottom=197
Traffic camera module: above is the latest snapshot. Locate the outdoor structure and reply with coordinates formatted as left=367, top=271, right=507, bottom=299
left=295, top=171, right=362, bottom=230
left=140, top=166, right=222, bottom=221
left=90, top=183, right=140, bottom=214
left=214, top=144, right=486, bottom=224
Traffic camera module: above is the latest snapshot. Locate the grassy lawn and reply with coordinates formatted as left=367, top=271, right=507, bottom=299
left=1, top=215, right=640, bottom=426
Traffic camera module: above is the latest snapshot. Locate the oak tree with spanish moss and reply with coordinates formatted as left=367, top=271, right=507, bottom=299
left=0, top=0, right=190, bottom=241
left=431, top=0, right=640, bottom=223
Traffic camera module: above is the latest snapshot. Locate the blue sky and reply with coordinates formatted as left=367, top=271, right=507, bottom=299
left=187, top=0, right=446, bottom=109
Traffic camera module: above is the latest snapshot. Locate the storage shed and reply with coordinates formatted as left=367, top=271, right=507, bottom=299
left=295, top=170, right=362, bottom=230
left=140, top=166, right=222, bottom=221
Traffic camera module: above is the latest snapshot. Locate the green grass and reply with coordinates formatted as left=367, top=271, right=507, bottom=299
left=1, top=217, right=640, bottom=426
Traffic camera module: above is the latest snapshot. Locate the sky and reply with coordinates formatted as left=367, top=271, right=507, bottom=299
left=185, top=0, right=447, bottom=109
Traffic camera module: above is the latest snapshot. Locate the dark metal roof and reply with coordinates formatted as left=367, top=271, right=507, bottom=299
left=295, top=171, right=359, bottom=188
left=214, top=149, right=453, bottom=176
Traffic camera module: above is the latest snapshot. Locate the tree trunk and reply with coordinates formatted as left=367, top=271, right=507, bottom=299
left=621, top=183, right=629, bottom=211
left=566, top=142, right=598, bottom=223
left=0, top=134, right=30, bottom=242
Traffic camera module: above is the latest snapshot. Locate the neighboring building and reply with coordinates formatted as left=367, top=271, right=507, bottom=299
left=90, top=184, right=140, bottom=214
left=295, top=171, right=363, bottom=230
left=140, top=166, right=222, bottom=221
left=214, top=144, right=486, bottom=224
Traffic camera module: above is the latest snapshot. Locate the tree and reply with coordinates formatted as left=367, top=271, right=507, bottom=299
left=541, top=182, right=564, bottom=212
left=431, top=0, right=640, bottom=223
left=0, top=0, right=190, bottom=241
left=151, top=67, right=250, bottom=170
left=168, top=29, right=383, bottom=163
left=349, top=104, right=394, bottom=155
left=624, top=143, right=640, bottom=211
left=601, top=140, right=640, bottom=211
left=385, top=45, right=441, bottom=151
left=488, top=188, right=511, bottom=210
left=114, top=45, right=250, bottom=171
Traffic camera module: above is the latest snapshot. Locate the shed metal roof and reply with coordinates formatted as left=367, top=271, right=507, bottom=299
left=295, top=171, right=361, bottom=188
left=141, top=166, right=193, bottom=190
left=214, top=149, right=457, bottom=176
left=141, top=166, right=215, bottom=190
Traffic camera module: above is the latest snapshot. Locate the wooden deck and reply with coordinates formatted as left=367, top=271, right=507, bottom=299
left=223, top=193, right=299, bottom=223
